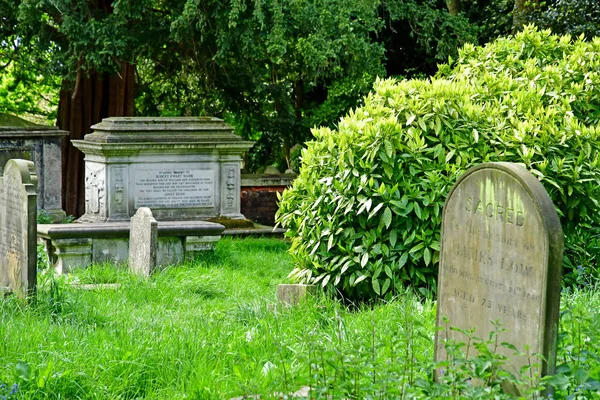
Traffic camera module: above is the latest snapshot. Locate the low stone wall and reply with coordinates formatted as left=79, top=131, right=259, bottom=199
left=240, top=174, right=295, bottom=226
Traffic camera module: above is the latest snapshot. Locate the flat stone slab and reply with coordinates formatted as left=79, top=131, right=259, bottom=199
left=70, top=283, right=121, bottom=290
left=230, top=386, right=310, bottom=400
left=223, top=227, right=286, bottom=238
left=38, top=220, right=224, bottom=239
left=38, top=220, right=224, bottom=273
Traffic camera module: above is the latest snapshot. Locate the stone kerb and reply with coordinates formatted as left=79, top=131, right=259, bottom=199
left=128, top=207, right=158, bottom=277
left=0, top=159, right=38, bottom=297
left=434, top=162, right=563, bottom=395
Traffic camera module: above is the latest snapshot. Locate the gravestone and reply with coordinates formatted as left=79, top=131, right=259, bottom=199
left=0, top=159, right=38, bottom=297
left=128, top=207, right=158, bottom=276
left=435, top=162, right=563, bottom=394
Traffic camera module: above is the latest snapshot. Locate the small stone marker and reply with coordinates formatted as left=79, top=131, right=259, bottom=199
left=0, top=159, right=38, bottom=297
left=277, top=284, right=316, bottom=306
left=128, top=207, right=158, bottom=276
left=435, top=162, right=563, bottom=394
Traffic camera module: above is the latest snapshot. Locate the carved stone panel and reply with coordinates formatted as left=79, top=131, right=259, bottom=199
left=221, top=163, right=239, bottom=214
left=85, top=163, right=106, bottom=217
left=110, top=165, right=129, bottom=219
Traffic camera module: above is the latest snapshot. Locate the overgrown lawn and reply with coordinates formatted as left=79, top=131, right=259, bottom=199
left=0, top=238, right=598, bottom=399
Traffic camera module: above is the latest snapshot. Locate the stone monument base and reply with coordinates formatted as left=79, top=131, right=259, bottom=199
left=38, top=221, right=224, bottom=273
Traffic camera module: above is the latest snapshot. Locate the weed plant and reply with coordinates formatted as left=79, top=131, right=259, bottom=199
left=1, top=238, right=599, bottom=399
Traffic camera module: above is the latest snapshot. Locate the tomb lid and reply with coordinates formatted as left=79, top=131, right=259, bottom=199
left=86, top=117, right=249, bottom=144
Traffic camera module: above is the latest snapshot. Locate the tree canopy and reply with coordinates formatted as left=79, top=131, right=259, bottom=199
left=2, top=0, right=477, bottom=166
left=3, top=0, right=595, bottom=214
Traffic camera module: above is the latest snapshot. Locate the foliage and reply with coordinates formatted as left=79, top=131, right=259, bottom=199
left=0, top=64, right=58, bottom=122
left=546, top=288, right=600, bottom=397
left=141, top=0, right=387, bottom=171
left=277, top=26, right=600, bottom=301
left=0, top=2, right=60, bottom=123
left=2, top=0, right=478, bottom=169
left=0, top=382, right=20, bottom=399
left=136, top=0, right=477, bottom=170
left=528, top=0, right=600, bottom=38
left=36, top=210, right=76, bottom=225
left=381, top=0, right=478, bottom=77
left=461, top=0, right=514, bottom=43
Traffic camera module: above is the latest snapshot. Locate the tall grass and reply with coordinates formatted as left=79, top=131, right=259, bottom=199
left=0, top=238, right=599, bottom=399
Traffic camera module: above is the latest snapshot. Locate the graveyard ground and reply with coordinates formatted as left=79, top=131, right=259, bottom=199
left=0, top=238, right=598, bottom=399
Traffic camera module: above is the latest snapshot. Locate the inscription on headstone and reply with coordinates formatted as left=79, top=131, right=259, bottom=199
left=0, top=159, right=37, bottom=297
left=128, top=207, right=158, bottom=277
left=134, top=169, right=215, bottom=208
left=435, top=162, right=563, bottom=393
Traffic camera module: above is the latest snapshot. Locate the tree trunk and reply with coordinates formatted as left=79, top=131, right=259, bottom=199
left=58, top=63, right=135, bottom=217
left=513, top=0, right=538, bottom=33
left=289, top=79, right=304, bottom=168
left=447, top=0, right=461, bottom=15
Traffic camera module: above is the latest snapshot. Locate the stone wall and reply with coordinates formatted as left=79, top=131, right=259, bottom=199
left=240, top=174, right=295, bottom=226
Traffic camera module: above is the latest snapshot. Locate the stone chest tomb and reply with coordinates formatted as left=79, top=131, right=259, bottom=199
left=0, top=121, right=67, bottom=222
left=435, top=162, right=563, bottom=394
left=72, top=117, right=254, bottom=222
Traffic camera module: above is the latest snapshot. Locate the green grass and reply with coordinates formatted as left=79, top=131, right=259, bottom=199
left=1, top=238, right=599, bottom=399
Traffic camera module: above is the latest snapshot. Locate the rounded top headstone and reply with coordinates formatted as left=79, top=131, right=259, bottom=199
left=435, top=162, right=563, bottom=394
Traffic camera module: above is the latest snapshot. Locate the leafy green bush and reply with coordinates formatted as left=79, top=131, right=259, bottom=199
left=277, top=26, right=600, bottom=301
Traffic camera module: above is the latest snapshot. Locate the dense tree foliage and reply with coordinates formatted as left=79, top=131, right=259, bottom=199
left=528, top=0, right=600, bottom=38
left=135, top=0, right=477, bottom=170
left=2, top=0, right=477, bottom=169
left=5, top=0, right=596, bottom=214
left=0, top=2, right=59, bottom=120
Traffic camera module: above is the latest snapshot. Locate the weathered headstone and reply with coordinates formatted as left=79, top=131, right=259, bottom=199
left=128, top=207, right=158, bottom=276
left=435, top=162, right=563, bottom=394
left=0, top=159, right=38, bottom=297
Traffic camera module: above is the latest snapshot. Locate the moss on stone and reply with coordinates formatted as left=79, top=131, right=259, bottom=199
left=0, top=113, right=39, bottom=127
left=207, top=217, right=255, bottom=229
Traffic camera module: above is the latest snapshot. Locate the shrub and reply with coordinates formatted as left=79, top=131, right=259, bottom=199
left=276, top=26, right=600, bottom=301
